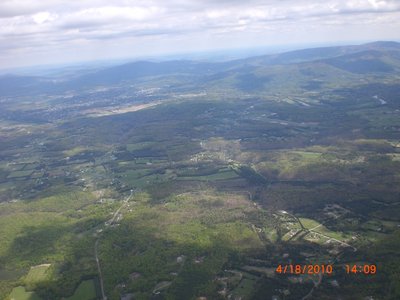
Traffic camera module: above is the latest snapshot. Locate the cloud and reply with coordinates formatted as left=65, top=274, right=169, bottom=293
left=0, top=0, right=399, bottom=68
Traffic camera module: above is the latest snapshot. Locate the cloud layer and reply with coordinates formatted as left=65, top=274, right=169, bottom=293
left=1, top=0, right=399, bottom=68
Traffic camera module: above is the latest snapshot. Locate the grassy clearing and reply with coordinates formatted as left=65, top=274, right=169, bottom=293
left=299, top=218, right=348, bottom=241
left=299, top=218, right=321, bottom=230
left=63, top=146, right=89, bottom=157
left=24, top=264, right=51, bottom=286
left=217, top=222, right=264, bottom=249
left=65, top=280, right=97, bottom=300
left=256, top=150, right=324, bottom=179
left=8, top=286, right=42, bottom=300
left=7, top=170, right=34, bottom=179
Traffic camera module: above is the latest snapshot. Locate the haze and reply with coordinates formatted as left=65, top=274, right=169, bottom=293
left=1, top=0, right=400, bottom=69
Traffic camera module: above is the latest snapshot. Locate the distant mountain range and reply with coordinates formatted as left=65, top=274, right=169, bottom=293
left=1, top=41, right=399, bottom=96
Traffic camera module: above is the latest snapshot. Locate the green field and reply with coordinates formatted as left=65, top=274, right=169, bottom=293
left=7, top=170, right=34, bottom=179
left=66, top=280, right=97, bottom=300
left=24, top=264, right=51, bottom=286
left=8, top=286, right=42, bottom=300
left=299, top=218, right=348, bottom=241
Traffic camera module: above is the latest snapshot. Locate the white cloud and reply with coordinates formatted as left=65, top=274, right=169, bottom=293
left=32, top=11, right=58, bottom=24
left=0, top=0, right=399, bottom=68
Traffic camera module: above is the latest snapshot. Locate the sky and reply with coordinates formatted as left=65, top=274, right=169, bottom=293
left=1, top=0, right=400, bottom=69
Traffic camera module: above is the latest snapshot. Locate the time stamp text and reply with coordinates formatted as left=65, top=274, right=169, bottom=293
left=275, top=264, right=377, bottom=275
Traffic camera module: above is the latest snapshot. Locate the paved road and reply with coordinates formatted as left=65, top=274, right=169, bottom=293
left=95, top=239, right=107, bottom=300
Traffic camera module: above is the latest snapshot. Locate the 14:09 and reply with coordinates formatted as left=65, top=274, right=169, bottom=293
left=345, top=264, right=377, bottom=274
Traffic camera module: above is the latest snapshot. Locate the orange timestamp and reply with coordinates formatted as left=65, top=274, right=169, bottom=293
left=275, top=264, right=378, bottom=275
left=345, top=264, right=377, bottom=274
left=275, top=264, right=333, bottom=275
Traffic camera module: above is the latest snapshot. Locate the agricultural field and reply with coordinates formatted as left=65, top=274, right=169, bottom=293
left=65, top=280, right=97, bottom=300
left=8, top=286, right=42, bottom=300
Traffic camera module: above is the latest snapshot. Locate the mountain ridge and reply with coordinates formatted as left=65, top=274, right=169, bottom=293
left=1, top=41, right=399, bottom=96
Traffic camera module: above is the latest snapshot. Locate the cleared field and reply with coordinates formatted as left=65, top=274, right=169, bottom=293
left=66, top=280, right=97, bottom=300
left=8, top=286, right=42, bottom=300
left=63, top=146, right=89, bottom=157
left=24, top=264, right=51, bottom=285
left=256, top=150, right=324, bottom=179
left=7, top=170, right=34, bottom=179
left=299, top=218, right=348, bottom=241
left=299, top=218, right=321, bottom=229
